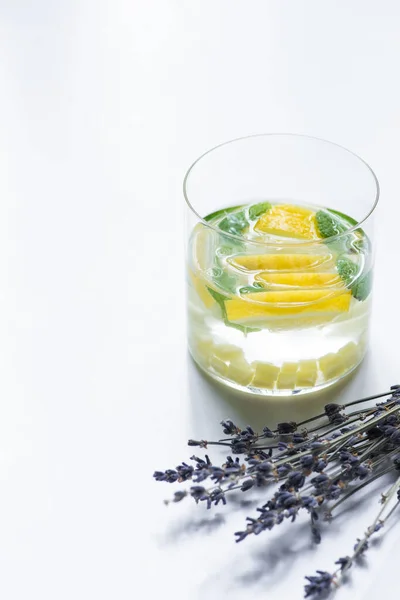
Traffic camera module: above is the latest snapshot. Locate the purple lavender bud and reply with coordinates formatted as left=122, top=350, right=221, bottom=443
left=277, top=421, right=297, bottom=434
left=257, top=460, right=273, bottom=473
left=390, top=430, right=400, bottom=445
left=286, top=470, right=306, bottom=490
left=324, top=403, right=342, bottom=416
left=326, top=485, right=341, bottom=500
left=262, top=426, right=274, bottom=438
left=277, top=464, right=291, bottom=477
left=300, top=455, right=315, bottom=469
left=304, top=571, right=333, bottom=598
left=310, top=441, right=325, bottom=453
left=220, top=419, right=240, bottom=435
left=190, top=485, right=207, bottom=501
left=311, top=473, right=330, bottom=489
left=234, top=530, right=248, bottom=542
left=313, top=459, right=327, bottom=473
left=241, top=479, right=255, bottom=492
left=355, top=464, right=370, bottom=479
left=301, top=496, right=318, bottom=509
left=335, top=556, right=352, bottom=570
left=354, top=538, right=369, bottom=553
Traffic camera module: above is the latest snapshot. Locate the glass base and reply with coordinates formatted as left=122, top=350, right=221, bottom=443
left=189, top=347, right=365, bottom=397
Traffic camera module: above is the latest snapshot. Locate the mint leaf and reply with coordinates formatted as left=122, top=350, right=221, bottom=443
left=212, top=267, right=237, bottom=294
left=328, top=208, right=358, bottom=227
left=248, top=202, right=271, bottom=220
left=206, top=287, right=228, bottom=315
left=219, top=210, right=248, bottom=236
left=319, top=208, right=370, bottom=252
left=337, top=257, right=359, bottom=287
left=206, top=286, right=260, bottom=334
left=239, top=283, right=265, bottom=294
left=316, top=211, right=346, bottom=238
left=204, top=205, right=243, bottom=223
left=337, top=257, right=372, bottom=301
left=227, top=321, right=261, bottom=334
left=352, top=271, right=372, bottom=301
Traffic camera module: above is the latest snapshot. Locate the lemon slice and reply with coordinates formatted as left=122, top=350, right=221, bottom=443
left=251, top=362, right=280, bottom=388
left=277, top=362, right=299, bottom=389
left=225, top=289, right=351, bottom=321
left=319, top=353, right=345, bottom=380
left=212, top=344, right=244, bottom=361
left=188, top=269, right=215, bottom=308
left=256, top=272, right=341, bottom=288
left=319, top=342, right=361, bottom=381
left=189, top=224, right=219, bottom=307
left=192, top=223, right=217, bottom=271
left=296, top=360, right=318, bottom=387
left=254, top=204, right=321, bottom=240
left=191, top=337, right=215, bottom=365
left=227, top=356, right=254, bottom=386
left=231, top=253, right=334, bottom=272
left=210, top=354, right=229, bottom=376
left=338, top=341, right=360, bottom=366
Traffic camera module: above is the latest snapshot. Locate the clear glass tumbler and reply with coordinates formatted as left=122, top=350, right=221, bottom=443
left=184, top=134, right=379, bottom=396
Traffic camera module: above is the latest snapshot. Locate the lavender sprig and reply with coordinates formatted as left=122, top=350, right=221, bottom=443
left=153, top=385, right=400, bottom=596
left=305, top=476, right=400, bottom=597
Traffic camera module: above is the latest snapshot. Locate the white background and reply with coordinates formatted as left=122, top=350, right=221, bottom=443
left=0, top=1, right=399, bottom=599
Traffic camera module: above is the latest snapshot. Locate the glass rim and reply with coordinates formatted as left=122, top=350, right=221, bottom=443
left=183, top=133, right=380, bottom=247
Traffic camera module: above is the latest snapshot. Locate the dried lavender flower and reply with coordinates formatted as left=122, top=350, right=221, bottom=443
left=153, top=386, right=400, bottom=598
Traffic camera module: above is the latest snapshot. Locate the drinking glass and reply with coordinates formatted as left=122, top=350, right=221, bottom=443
left=184, top=134, right=379, bottom=395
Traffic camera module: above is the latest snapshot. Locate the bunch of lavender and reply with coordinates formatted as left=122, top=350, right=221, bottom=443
left=154, top=385, right=400, bottom=597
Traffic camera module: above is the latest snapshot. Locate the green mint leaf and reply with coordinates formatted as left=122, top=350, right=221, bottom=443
left=204, top=205, right=243, bottom=223
left=315, top=210, right=346, bottom=239
left=206, top=287, right=228, bottom=316
left=226, top=321, right=261, bottom=334
left=337, top=257, right=372, bottom=301
left=328, top=208, right=358, bottom=227
left=212, top=267, right=237, bottom=295
left=352, top=271, right=372, bottom=302
left=239, top=283, right=265, bottom=294
left=321, top=208, right=370, bottom=252
left=248, top=202, right=271, bottom=220
left=218, top=210, right=248, bottom=236
left=337, top=257, right=359, bottom=287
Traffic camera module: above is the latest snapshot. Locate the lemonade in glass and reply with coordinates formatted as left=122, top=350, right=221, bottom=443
left=185, top=135, right=379, bottom=395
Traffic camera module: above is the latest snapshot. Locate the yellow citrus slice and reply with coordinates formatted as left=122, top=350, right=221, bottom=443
left=231, top=253, right=334, bottom=272
left=189, top=224, right=218, bottom=308
left=192, top=223, right=216, bottom=271
left=188, top=269, right=215, bottom=308
left=256, top=272, right=341, bottom=288
left=191, top=337, right=215, bottom=365
left=225, top=289, right=351, bottom=321
left=227, top=356, right=254, bottom=386
left=251, top=362, right=280, bottom=388
left=210, top=354, right=229, bottom=376
left=276, top=362, right=299, bottom=389
left=212, top=344, right=244, bottom=361
left=319, top=342, right=360, bottom=381
left=296, top=360, right=319, bottom=387
left=254, top=204, right=321, bottom=239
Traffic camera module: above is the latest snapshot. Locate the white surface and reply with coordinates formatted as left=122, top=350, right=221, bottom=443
left=0, top=1, right=399, bottom=598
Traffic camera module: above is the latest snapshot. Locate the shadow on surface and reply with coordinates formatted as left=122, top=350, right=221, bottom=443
left=236, top=522, right=317, bottom=586
left=187, top=351, right=372, bottom=437
left=160, top=491, right=260, bottom=546
left=160, top=512, right=226, bottom=545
